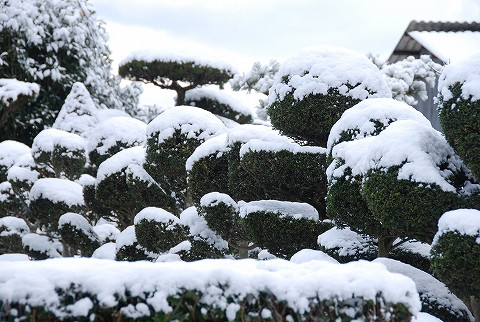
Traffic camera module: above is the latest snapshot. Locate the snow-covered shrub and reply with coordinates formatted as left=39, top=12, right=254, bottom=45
left=328, top=117, right=472, bottom=256
left=0, top=258, right=421, bottom=321
left=437, top=53, right=480, bottom=181
left=119, top=50, right=237, bottom=106
left=58, top=213, right=101, bottom=257
left=29, top=178, right=85, bottom=232
left=185, top=87, right=254, bottom=124
left=431, top=209, right=480, bottom=312
left=239, top=200, right=332, bottom=259
left=31, top=128, right=86, bottom=179
left=144, top=106, right=226, bottom=213
left=1, top=162, right=39, bottom=217
left=115, top=225, right=151, bottom=261
left=375, top=258, right=474, bottom=322
left=318, top=227, right=378, bottom=262
left=0, top=217, right=30, bottom=254
left=0, top=140, right=31, bottom=182
left=87, top=116, right=147, bottom=170
left=22, top=233, right=61, bottom=260
left=239, top=140, right=328, bottom=219
left=267, top=46, right=391, bottom=147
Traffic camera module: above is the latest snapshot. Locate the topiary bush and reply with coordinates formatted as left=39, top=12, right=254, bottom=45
left=58, top=213, right=101, bottom=257
left=0, top=140, right=31, bottom=182
left=115, top=225, right=152, bottom=261
left=0, top=217, right=30, bottom=254
left=267, top=46, right=391, bottom=147
left=437, top=53, right=480, bottom=181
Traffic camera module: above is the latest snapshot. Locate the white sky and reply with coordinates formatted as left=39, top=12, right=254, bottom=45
left=89, top=0, right=480, bottom=108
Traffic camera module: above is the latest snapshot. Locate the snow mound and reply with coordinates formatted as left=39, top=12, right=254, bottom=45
left=290, top=249, right=340, bottom=264
left=433, top=209, right=480, bottom=244
left=226, top=124, right=291, bottom=146
left=185, top=87, right=254, bottom=117
left=0, top=140, right=31, bottom=169
left=0, top=78, right=39, bottom=105
left=0, top=217, right=29, bottom=237
left=96, top=146, right=145, bottom=183
left=318, top=227, right=376, bottom=257
left=32, top=129, right=86, bottom=159
left=268, top=45, right=391, bottom=105
left=186, top=133, right=228, bottom=171
left=238, top=200, right=319, bottom=220
left=29, top=178, right=84, bottom=207
left=134, top=207, right=179, bottom=225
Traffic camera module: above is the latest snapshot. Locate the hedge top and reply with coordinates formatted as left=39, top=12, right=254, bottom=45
left=438, top=52, right=480, bottom=102
left=267, top=45, right=391, bottom=105
left=185, top=87, right=255, bottom=117
left=433, top=209, right=480, bottom=244
left=29, top=178, right=84, bottom=206
left=0, top=140, right=30, bottom=168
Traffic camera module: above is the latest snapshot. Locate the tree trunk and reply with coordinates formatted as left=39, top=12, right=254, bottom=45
left=175, top=89, right=186, bottom=106
left=377, top=236, right=397, bottom=258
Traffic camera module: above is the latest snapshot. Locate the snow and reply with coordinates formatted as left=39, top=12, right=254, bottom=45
left=200, top=192, right=237, bottom=208
left=31, top=129, right=86, bottom=159
left=413, top=313, right=443, bottom=322
left=58, top=213, right=98, bottom=242
left=240, top=139, right=326, bottom=158
left=374, top=258, right=474, bottom=322
left=96, top=146, right=145, bottom=183
left=52, top=82, right=98, bottom=138
left=433, top=209, right=480, bottom=244
left=87, top=117, right=147, bottom=155
left=290, top=249, right=340, bottom=264
left=93, top=224, right=120, bottom=244
left=268, top=45, right=391, bottom=105
left=0, top=78, right=39, bottom=105
left=396, top=239, right=431, bottom=258
left=179, top=206, right=229, bottom=251
left=115, top=225, right=137, bottom=250
left=0, top=254, right=29, bottom=262
left=438, top=52, right=480, bottom=102
left=185, top=87, right=255, bottom=118
left=225, top=124, right=291, bottom=147
left=0, top=257, right=421, bottom=319
left=21, top=233, right=61, bottom=258
left=7, top=165, right=39, bottom=184
left=186, top=133, right=228, bottom=171
left=75, top=174, right=96, bottom=187
left=146, top=105, right=227, bottom=144
left=92, top=243, right=116, bottom=260
left=0, top=216, right=29, bottom=237
left=0, top=140, right=31, bottom=169
left=327, top=98, right=432, bottom=150
left=408, top=31, right=480, bottom=64
left=93, top=108, right=131, bottom=123
left=327, top=119, right=466, bottom=192
left=317, top=227, right=377, bottom=257
left=134, top=207, right=180, bottom=225
left=29, top=178, right=84, bottom=207
left=119, top=49, right=238, bottom=75
left=238, top=200, right=319, bottom=221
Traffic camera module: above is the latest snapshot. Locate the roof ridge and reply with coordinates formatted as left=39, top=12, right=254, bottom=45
left=406, top=20, right=480, bottom=32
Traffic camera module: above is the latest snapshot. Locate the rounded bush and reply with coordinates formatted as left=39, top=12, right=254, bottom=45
left=58, top=213, right=101, bottom=257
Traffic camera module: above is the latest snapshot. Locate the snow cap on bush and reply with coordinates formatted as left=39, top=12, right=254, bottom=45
left=29, top=178, right=84, bottom=207
left=438, top=52, right=480, bottom=102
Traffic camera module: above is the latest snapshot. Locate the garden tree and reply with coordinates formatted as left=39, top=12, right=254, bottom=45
left=437, top=53, right=480, bottom=181
left=118, top=50, right=237, bottom=106
left=0, top=0, right=142, bottom=144
left=184, top=87, right=254, bottom=124
left=326, top=98, right=475, bottom=257
left=0, top=140, right=31, bottom=182
left=0, top=216, right=29, bottom=254
left=0, top=79, right=40, bottom=129
left=267, top=45, right=391, bottom=147
left=430, top=209, right=480, bottom=321
left=144, top=105, right=227, bottom=213
left=368, top=53, right=442, bottom=106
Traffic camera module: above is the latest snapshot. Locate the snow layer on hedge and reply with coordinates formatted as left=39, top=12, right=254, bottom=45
left=226, top=124, right=291, bottom=146
left=96, top=146, right=145, bottom=183
left=87, top=117, right=147, bottom=154
left=21, top=233, right=61, bottom=258
left=317, top=227, right=376, bottom=257
left=438, top=52, right=480, bottom=102
left=7, top=165, right=38, bottom=184
left=200, top=192, right=238, bottom=208
left=185, top=87, right=254, bottom=117
left=328, top=119, right=465, bottom=192
left=0, top=216, right=29, bottom=237
left=92, top=242, right=116, bottom=260
left=147, top=105, right=226, bottom=144
left=327, top=98, right=432, bottom=150
left=32, top=129, right=85, bottom=157
left=134, top=207, right=180, bottom=225
left=186, top=133, right=228, bottom=171
left=0, top=257, right=421, bottom=319
left=93, top=224, right=120, bottom=244
left=179, top=206, right=229, bottom=251
left=58, top=213, right=97, bottom=239
left=29, top=178, right=84, bottom=207
left=115, top=225, right=136, bottom=250
left=238, top=200, right=319, bottom=220
left=0, top=140, right=30, bottom=169
left=268, top=45, right=391, bottom=105
left=433, top=209, right=480, bottom=244
left=290, top=249, right=339, bottom=264
left=0, top=78, right=39, bottom=105
left=119, top=49, right=238, bottom=75
left=240, top=139, right=326, bottom=158
left=374, top=258, right=474, bottom=322
left=52, top=82, right=98, bottom=138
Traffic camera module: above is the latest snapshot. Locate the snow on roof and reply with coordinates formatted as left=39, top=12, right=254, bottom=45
left=268, top=45, right=391, bottom=105
left=0, top=257, right=421, bottom=319
left=185, top=87, right=255, bottom=117
left=0, top=78, right=39, bottom=105
left=438, top=52, right=480, bottom=102
left=238, top=200, right=319, bottom=221
left=433, top=209, right=480, bottom=244
left=96, top=146, right=145, bottom=183
left=119, top=49, right=238, bottom=74
left=87, top=116, right=147, bottom=154
left=327, top=119, right=465, bottom=192
left=0, top=140, right=30, bottom=168
left=146, top=105, right=227, bottom=144
left=29, top=178, right=84, bottom=206
left=408, top=31, right=480, bottom=64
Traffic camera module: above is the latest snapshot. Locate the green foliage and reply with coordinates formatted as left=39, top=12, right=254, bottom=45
left=89, top=141, right=131, bottom=170
left=438, top=82, right=480, bottom=181
left=268, top=88, right=361, bottom=146
left=431, top=232, right=480, bottom=299
left=29, top=198, right=84, bottom=233
left=58, top=215, right=101, bottom=257
left=51, top=144, right=86, bottom=180
left=243, top=211, right=332, bottom=259
left=185, top=95, right=252, bottom=124
left=135, top=218, right=187, bottom=255
left=240, top=148, right=328, bottom=219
